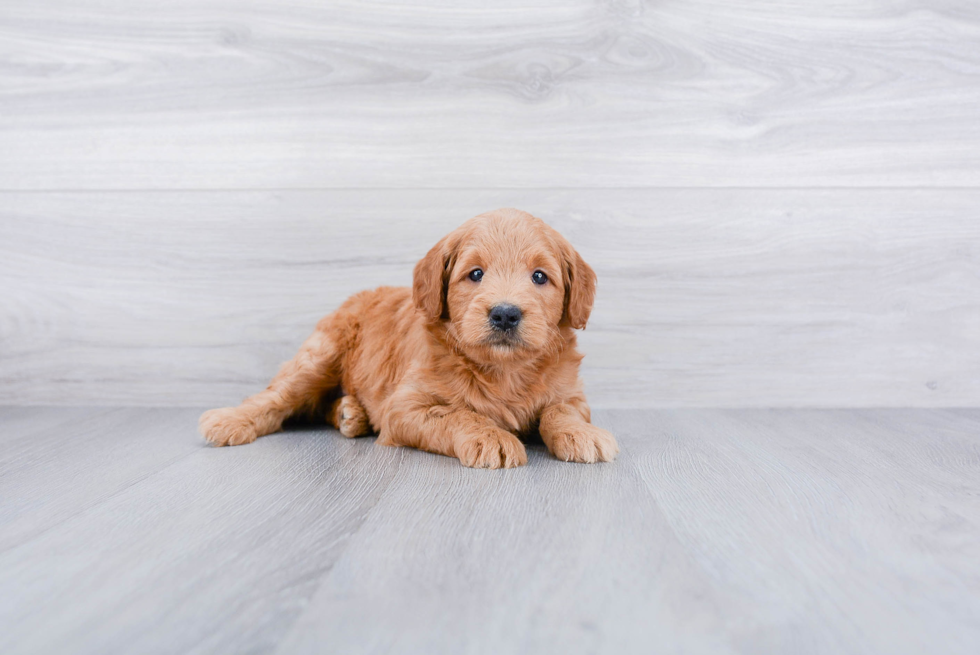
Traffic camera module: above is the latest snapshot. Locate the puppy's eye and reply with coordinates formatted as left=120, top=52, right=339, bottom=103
left=468, top=268, right=484, bottom=282
left=532, top=271, right=548, bottom=285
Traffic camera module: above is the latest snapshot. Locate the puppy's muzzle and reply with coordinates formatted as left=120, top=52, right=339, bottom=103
left=489, top=303, right=522, bottom=332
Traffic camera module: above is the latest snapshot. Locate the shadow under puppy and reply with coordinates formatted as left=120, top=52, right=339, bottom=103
left=200, top=208, right=618, bottom=468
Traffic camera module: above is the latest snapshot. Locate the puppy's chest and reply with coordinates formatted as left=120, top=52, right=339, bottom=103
left=460, top=375, right=552, bottom=432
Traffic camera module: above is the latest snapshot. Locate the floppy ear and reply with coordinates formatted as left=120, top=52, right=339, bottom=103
left=413, top=230, right=462, bottom=322
left=559, top=239, right=597, bottom=330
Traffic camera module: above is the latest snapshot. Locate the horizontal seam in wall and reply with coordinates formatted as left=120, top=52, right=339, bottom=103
left=1, top=186, right=980, bottom=193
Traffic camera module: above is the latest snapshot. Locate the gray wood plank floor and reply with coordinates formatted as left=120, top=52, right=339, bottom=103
left=1, top=407, right=978, bottom=654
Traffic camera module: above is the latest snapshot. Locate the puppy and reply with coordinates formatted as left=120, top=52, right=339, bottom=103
left=199, top=208, right=618, bottom=468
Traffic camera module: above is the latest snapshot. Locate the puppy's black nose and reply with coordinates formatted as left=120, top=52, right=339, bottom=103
left=489, top=304, right=522, bottom=331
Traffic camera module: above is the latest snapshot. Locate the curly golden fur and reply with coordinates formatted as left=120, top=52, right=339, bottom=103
left=199, top=208, right=618, bottom=468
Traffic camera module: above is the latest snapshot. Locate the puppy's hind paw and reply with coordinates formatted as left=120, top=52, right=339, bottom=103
left=548, top=424, right=618, bottom=464
left=199, top=407, right=259, bottom=447
left=331, top=395, right=370, bottom=438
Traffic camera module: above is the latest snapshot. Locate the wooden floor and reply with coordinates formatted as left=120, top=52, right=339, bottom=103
left=1, top=407, right=978, bottom=654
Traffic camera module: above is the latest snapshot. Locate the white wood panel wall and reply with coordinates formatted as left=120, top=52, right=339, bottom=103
left=2, top=190, right=978, bottom=407
left=1, top=1, right=978, bottom=407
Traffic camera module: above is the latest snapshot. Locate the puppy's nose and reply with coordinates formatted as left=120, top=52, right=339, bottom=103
left=489, top=304, right=522, bottom=331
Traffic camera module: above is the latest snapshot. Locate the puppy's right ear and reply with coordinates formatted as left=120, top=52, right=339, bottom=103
left=553, top=233, right=597, bottom=330
left=413, top=230, right=462, bottom=322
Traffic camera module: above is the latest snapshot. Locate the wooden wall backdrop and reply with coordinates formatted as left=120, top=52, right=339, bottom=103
left=1, top=1, right=979, bottom=407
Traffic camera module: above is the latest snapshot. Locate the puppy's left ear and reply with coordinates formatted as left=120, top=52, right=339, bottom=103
left=558, top=238, right=597, bottom=330
left=413, top=230, right=462, bottom=322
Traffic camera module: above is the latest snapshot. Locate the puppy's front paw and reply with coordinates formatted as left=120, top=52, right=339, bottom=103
left=199, top=407, right=259, bottom=447
left=547, top=423, right=618, bottom=463
left=456, top=429, right=527, bottom=469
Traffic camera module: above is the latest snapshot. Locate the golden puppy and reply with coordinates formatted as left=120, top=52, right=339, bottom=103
left=199, top=208, right=618, bottom=468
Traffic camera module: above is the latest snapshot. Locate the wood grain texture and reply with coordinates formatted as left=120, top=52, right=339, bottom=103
left=0, top=406, right=102, bottom=442
left=1, top=407, right=978, bottom=654
left=1, top=1, right=979, bottom=189
left=2, top=189, right=978, bottom=407
left=625, top=408, right=980, bottom=654
left=0, top=408, right=199, bottom=550
left=0, top=407, right=406, bottom=655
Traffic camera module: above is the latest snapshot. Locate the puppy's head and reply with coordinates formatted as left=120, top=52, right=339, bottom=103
left=413, top=208, right=596, bottom=363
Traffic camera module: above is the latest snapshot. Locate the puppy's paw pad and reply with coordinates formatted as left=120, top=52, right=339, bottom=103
left=549, top=424, right=618, bottom=463
left=334, top=396, right=369, bottom=438
left=456, top=430, right=528, bottom=469
left=199, top=407, right=258, bottom=447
